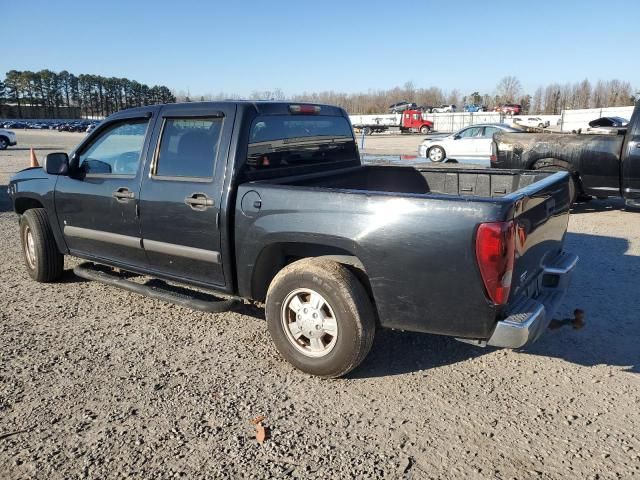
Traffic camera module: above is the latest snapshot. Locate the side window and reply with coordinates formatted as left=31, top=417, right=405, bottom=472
left=79, top=119, right=148, bottom=175
left=484, top=127, right=498, bottom=137
left=154, top=117, right=222, bottom=178
left=459, top=127, right=482, bottom=138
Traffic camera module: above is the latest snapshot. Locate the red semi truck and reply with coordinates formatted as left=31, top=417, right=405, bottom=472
left=349, top=109, right=434, bottom=135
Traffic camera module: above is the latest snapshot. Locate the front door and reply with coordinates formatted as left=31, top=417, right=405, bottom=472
left=453, top=126, right=483, bottom=159
left=55, top=114, right=153, bottom=268
left=139, top=103, right=236, bottom=288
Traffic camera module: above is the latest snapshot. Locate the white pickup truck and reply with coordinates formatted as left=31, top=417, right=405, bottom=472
left=0, top=128, right=18, bottom=150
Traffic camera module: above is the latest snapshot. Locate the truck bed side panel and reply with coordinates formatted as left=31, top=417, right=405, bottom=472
left=235, top=185, right=503, bottom=339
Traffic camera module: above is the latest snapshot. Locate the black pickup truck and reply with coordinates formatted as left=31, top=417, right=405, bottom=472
left=491, top=102, right=640, bottom=206
left=8, top=101, right=578, bottom=377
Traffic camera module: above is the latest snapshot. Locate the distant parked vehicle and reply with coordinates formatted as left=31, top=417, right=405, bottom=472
left=0, top=128, right=17, bottom=150
left=418, top=123, right=521, bottom=164
left=350, top=109, right=433, bottom=134
left=513, top=117, right=550, bottom=129
left=496, top=104, right=522, bottom=115
left=389, top=101, right=417, bottom=113
left=432, top=104, right=457, bottom=113
left=464, top=104, right=486, bottom=112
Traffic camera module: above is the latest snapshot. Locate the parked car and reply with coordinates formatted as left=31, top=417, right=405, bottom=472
left=8, top=101, right=577, bottom=377
left=496, top=104, right=522, bottom=115
left=492, top=102, right=640, bottom=206
left=0, top=128, right=18, bottom=150
left=389, top=101, right=416, bottom=113
left=464, top=104, right=486, bottom=112
left=418, top=123, right=521, bottom=164
left=432, top=104, right=457, bottom=113
left=513, top=117, right=550, bottom=128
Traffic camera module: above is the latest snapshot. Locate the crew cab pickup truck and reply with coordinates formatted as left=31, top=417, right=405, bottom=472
left=8, top=101, right=578, bottom=377
left=491, top=102, right=640, bottom=206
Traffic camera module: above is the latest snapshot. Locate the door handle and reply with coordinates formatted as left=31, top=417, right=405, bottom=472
left=112, top=187, right=135, bottom=201
left=185, top=193, right=214, bottom=210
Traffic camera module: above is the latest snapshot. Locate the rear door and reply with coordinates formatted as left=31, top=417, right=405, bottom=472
left=55, top=113, right=153, bottom=268
left=138, top=103, right=236, bottom=288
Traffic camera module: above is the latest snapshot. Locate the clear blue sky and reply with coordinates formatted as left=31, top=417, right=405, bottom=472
left=3, top=0, right=638, bottom=97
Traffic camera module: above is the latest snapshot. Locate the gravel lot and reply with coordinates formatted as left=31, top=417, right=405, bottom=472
left=1, top=130, right=639, bottom=479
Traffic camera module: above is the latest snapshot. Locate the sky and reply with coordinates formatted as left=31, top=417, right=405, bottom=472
left=2, top=0, right=638, bottom=97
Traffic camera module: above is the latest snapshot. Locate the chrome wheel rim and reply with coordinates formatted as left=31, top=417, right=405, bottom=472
left=429, top=147, right=443, bottom=161
left=281, top=288, right=338, bottom=358
left=24, top=227, right=37, bottom=269
left=0, top=139, right=7, bottom=149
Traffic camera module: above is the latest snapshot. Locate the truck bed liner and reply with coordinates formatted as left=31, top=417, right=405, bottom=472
left=283, top=165, right=551, bottom=199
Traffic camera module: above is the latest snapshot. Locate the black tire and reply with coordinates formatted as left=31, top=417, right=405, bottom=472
left=19, top=208, right=64, bottom=282
left=420, top=125, right=431, bottom=134
left=428, top=145, right=446, bottom=162
left=265, top=258, right=376, bottom=378
left=535, top=165, right=578, bottom=204
left=363, top=127, right=373, bottom=136
left=0, top=136, right=8, bottom=150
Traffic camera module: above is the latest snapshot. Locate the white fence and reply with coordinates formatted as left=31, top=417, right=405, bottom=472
left=559, top=106, right=634, bottom=132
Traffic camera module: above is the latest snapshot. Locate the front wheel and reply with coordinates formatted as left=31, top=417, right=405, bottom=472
left=420, top=125, right=431, bottom=134
left=0, top=136, right=8, bottom=150
left=19, top=209, right=64, bottom=282
left=265, top=258, right=376, bottom=378
left=428, top=146, right=446, bottom=162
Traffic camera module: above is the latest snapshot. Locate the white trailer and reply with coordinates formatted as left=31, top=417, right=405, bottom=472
left=349, top=113, right=401, bottom=134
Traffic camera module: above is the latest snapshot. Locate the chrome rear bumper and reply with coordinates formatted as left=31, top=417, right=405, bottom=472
left=487, top=251, right=578, bottom=348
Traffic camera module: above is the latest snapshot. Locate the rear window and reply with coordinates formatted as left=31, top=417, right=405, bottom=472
left=246, top=115, right=357, bottom=171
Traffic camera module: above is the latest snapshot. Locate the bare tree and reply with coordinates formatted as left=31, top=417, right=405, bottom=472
left=496, top=76, right=522, bottom=103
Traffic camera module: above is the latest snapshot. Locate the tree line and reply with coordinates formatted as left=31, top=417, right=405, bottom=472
left=0, top=70, right=175, bottom=118
left=181, top=76, right=636, bottom=115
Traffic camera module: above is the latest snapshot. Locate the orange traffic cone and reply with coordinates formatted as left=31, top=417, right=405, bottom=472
left=30, top=148, right=40, bottom=168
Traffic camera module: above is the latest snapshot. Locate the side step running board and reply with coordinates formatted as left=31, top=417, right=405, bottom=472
left=73, top=262, right=240, bottom=313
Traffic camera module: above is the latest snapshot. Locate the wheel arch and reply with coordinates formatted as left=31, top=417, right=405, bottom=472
left=249, top=241, right=373, bottom=304
left=14, top=197, right=45, bottom=214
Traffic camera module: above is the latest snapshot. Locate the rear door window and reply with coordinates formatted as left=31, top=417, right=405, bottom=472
left=246, top=115, right=357, bottom=171
left=153, top=117, right=222, bottom=178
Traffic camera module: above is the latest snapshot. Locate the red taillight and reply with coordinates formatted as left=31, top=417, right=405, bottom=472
left=475, top=221, right=515, bottom=305
left=490, top=141, right=497, bottom=163
left=289, top=104, right=321, bottom=114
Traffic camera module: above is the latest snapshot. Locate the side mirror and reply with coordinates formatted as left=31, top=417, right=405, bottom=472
left=453, top=134, right=461, bottom=140
left=44, top=152, right=69, bottom=175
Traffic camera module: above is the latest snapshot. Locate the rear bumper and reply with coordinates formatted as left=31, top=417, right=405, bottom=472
left=487, top=251, right=579, bottom=348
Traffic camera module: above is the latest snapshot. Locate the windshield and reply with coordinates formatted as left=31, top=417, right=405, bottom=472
left=246, top=115, right=357, bottom=171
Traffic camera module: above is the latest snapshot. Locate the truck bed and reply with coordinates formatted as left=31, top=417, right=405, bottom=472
left=277, top=164, right=554, bottom=199
left=235, top=165, right=572, bottom=340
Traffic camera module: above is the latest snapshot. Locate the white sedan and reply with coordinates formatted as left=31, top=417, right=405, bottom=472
left=418, top=124, right=521, bottom=165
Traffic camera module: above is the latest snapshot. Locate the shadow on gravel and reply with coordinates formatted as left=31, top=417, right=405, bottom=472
left=524, top=232, right=640, bottom=374
left=570, top=197, right=627, bottom=214
left=350, top=330, right=487, bottom=379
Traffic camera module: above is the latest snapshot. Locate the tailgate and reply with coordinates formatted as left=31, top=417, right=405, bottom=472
left=508, top=171, right=572, bottom=300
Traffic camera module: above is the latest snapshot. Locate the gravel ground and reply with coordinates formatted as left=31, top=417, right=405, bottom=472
left=1, top=130, right=639, bottom=479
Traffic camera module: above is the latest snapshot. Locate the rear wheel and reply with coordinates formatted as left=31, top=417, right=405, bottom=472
left=428, top=146, right=445, bottom=162
left=534, top=164, right=579, bottom=204
left=265, top=258, right=376, bottom=378
left=363, top=127, right=373, bottom=135
left=19, top=208, right=64, bottom=282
